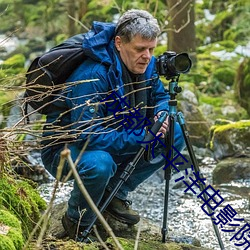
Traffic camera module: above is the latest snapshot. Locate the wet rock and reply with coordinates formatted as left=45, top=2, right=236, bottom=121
left=12, top=150, right=51, bottom=183
left=213, top=157, right=250, bottom=184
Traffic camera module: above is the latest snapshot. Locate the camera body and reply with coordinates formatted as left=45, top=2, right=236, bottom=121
left=156, top=51, right=192, bottom=79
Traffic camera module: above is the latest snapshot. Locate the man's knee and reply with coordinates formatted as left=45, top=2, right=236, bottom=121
left=77, top=150, right=117, bottom=181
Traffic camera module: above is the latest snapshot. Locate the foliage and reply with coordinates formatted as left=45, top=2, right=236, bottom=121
left=213, top=67, right=235, bottom=86
left=199, top=89, right=248, bottom=122
left=0, top=54, right=26, bottom=88
left=197, top=0, right=250, bottom=46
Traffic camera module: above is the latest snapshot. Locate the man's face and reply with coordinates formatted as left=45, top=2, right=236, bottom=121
left=115, top=35, right=157, bottom=74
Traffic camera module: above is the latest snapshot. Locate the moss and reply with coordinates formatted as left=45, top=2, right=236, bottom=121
left=105, top=237, right=204, bottom=250
left=0, top=209, right=21, bottom=229
left=166, top=242, right=183, bottom=250
left=0, top=174, right=47, bottom=239
left=0, top=209, right=24, bottom=249
left=217, top=40, right=237, bottom=51
left=199, top=95, right=224, bottom=107
left=209, top=120, right=250, bottom=151
left=55, top=34, right=68, bottom=45
left=154, top=45, right=168, bottom=57
left=1, top=54, right=25, bottom=69
left=29, top=239, right=97, bottom=250
left=0, top=235, right=16, bottom=250
left=213, top=67, right=235, bottom=86
left=213, top=120, right=250, bottom=133
left=208, top=10, right=234, bottom=42
left=199, top=90, right=248, bottom=121
left=0, top=91, right=17, bottom=109
left=7, top=228, right=24, bottom=249
left=0, top=54, right=26, bottom=86
left=214, top=119, right=232, bottom=125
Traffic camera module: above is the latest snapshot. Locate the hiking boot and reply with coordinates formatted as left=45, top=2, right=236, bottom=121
left=61, top=213, right=97, bottom=243
left=105, top=196, right=140, bottom=225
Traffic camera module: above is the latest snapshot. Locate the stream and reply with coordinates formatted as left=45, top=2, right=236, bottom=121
left=38, top=154, right=250, bottom=250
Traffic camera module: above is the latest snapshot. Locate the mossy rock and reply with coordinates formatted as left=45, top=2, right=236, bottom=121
left=0, top=209, right=24, bottom=250
left=199, top=92, right=248, bottom=122
left=106, top=237, right=210, bottom=249
left=0, top=174, right=47, bottom=239
left=209, top=120, right=250, bottom=160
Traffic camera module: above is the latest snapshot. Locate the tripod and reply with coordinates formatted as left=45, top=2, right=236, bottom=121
left=161, top=77, right=225, bottom=249
left=81, top=111, right=168, bottom=241
left=82, top=77, right=225, bottom=249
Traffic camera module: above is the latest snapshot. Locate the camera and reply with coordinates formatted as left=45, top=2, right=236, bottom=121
left=156, top=51, right=192, bottom=79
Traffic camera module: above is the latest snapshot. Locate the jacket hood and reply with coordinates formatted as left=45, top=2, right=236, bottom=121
left=82, top=21, right=116, bottom=65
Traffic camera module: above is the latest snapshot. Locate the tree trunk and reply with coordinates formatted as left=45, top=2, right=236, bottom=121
left=167, top=0, right=196, bottom=63
left=78, top=0, right=88, bottom=20
left=67, top=0, right=77, bottom=36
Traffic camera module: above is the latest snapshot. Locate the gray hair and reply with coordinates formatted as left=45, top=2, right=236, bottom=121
left=115, top=9, right=160, bottom=43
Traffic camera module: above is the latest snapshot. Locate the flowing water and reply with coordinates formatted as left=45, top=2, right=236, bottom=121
left=38, top=156, right=250, bottom=250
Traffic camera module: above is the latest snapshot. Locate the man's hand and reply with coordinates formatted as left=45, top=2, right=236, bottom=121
left=154, top=111, right=169, bottom=138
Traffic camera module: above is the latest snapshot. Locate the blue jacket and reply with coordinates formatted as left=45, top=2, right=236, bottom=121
left=44, top=21, right=170, bottom=156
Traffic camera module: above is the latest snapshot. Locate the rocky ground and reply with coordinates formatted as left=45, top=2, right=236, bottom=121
left=31, top=201, right=211, bottom=250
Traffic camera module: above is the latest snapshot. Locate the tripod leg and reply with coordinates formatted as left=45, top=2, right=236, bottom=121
left=82, top=112, right=168, bottom=241
left=81, top=148, right=145, bottom=240
left=177, top=112, right=225, bottom=250
left=162, top=174, right=170, bottom=243
left=162, top=114, right=175, bottom=243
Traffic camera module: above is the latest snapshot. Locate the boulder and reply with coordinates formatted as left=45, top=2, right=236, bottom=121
left=213, top=157, right=250, bottom=184
left=177, top=82, right=211, bottom=148
left=179, top=100, right=211, bottom=148
left=209, top=119, right=250, bottom=160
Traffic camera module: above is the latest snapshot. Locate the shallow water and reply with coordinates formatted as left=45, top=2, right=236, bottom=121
left=38, top=156, right=250, bottom=250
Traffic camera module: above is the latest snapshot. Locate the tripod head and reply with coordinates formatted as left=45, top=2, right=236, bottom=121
left=168, top=76, right=182, bottom=100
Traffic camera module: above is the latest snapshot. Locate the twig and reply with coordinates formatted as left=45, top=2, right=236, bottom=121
left=93, top=225, right=110, bottom=250
left=68, top=14, right=89, bottom=31
left=61, top=148, right=124, bottom=250
left=134, top=220, right=142, bottom=250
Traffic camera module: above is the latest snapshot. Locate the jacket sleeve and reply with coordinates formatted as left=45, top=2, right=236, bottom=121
left=65, top=61, right=146, bottom=156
